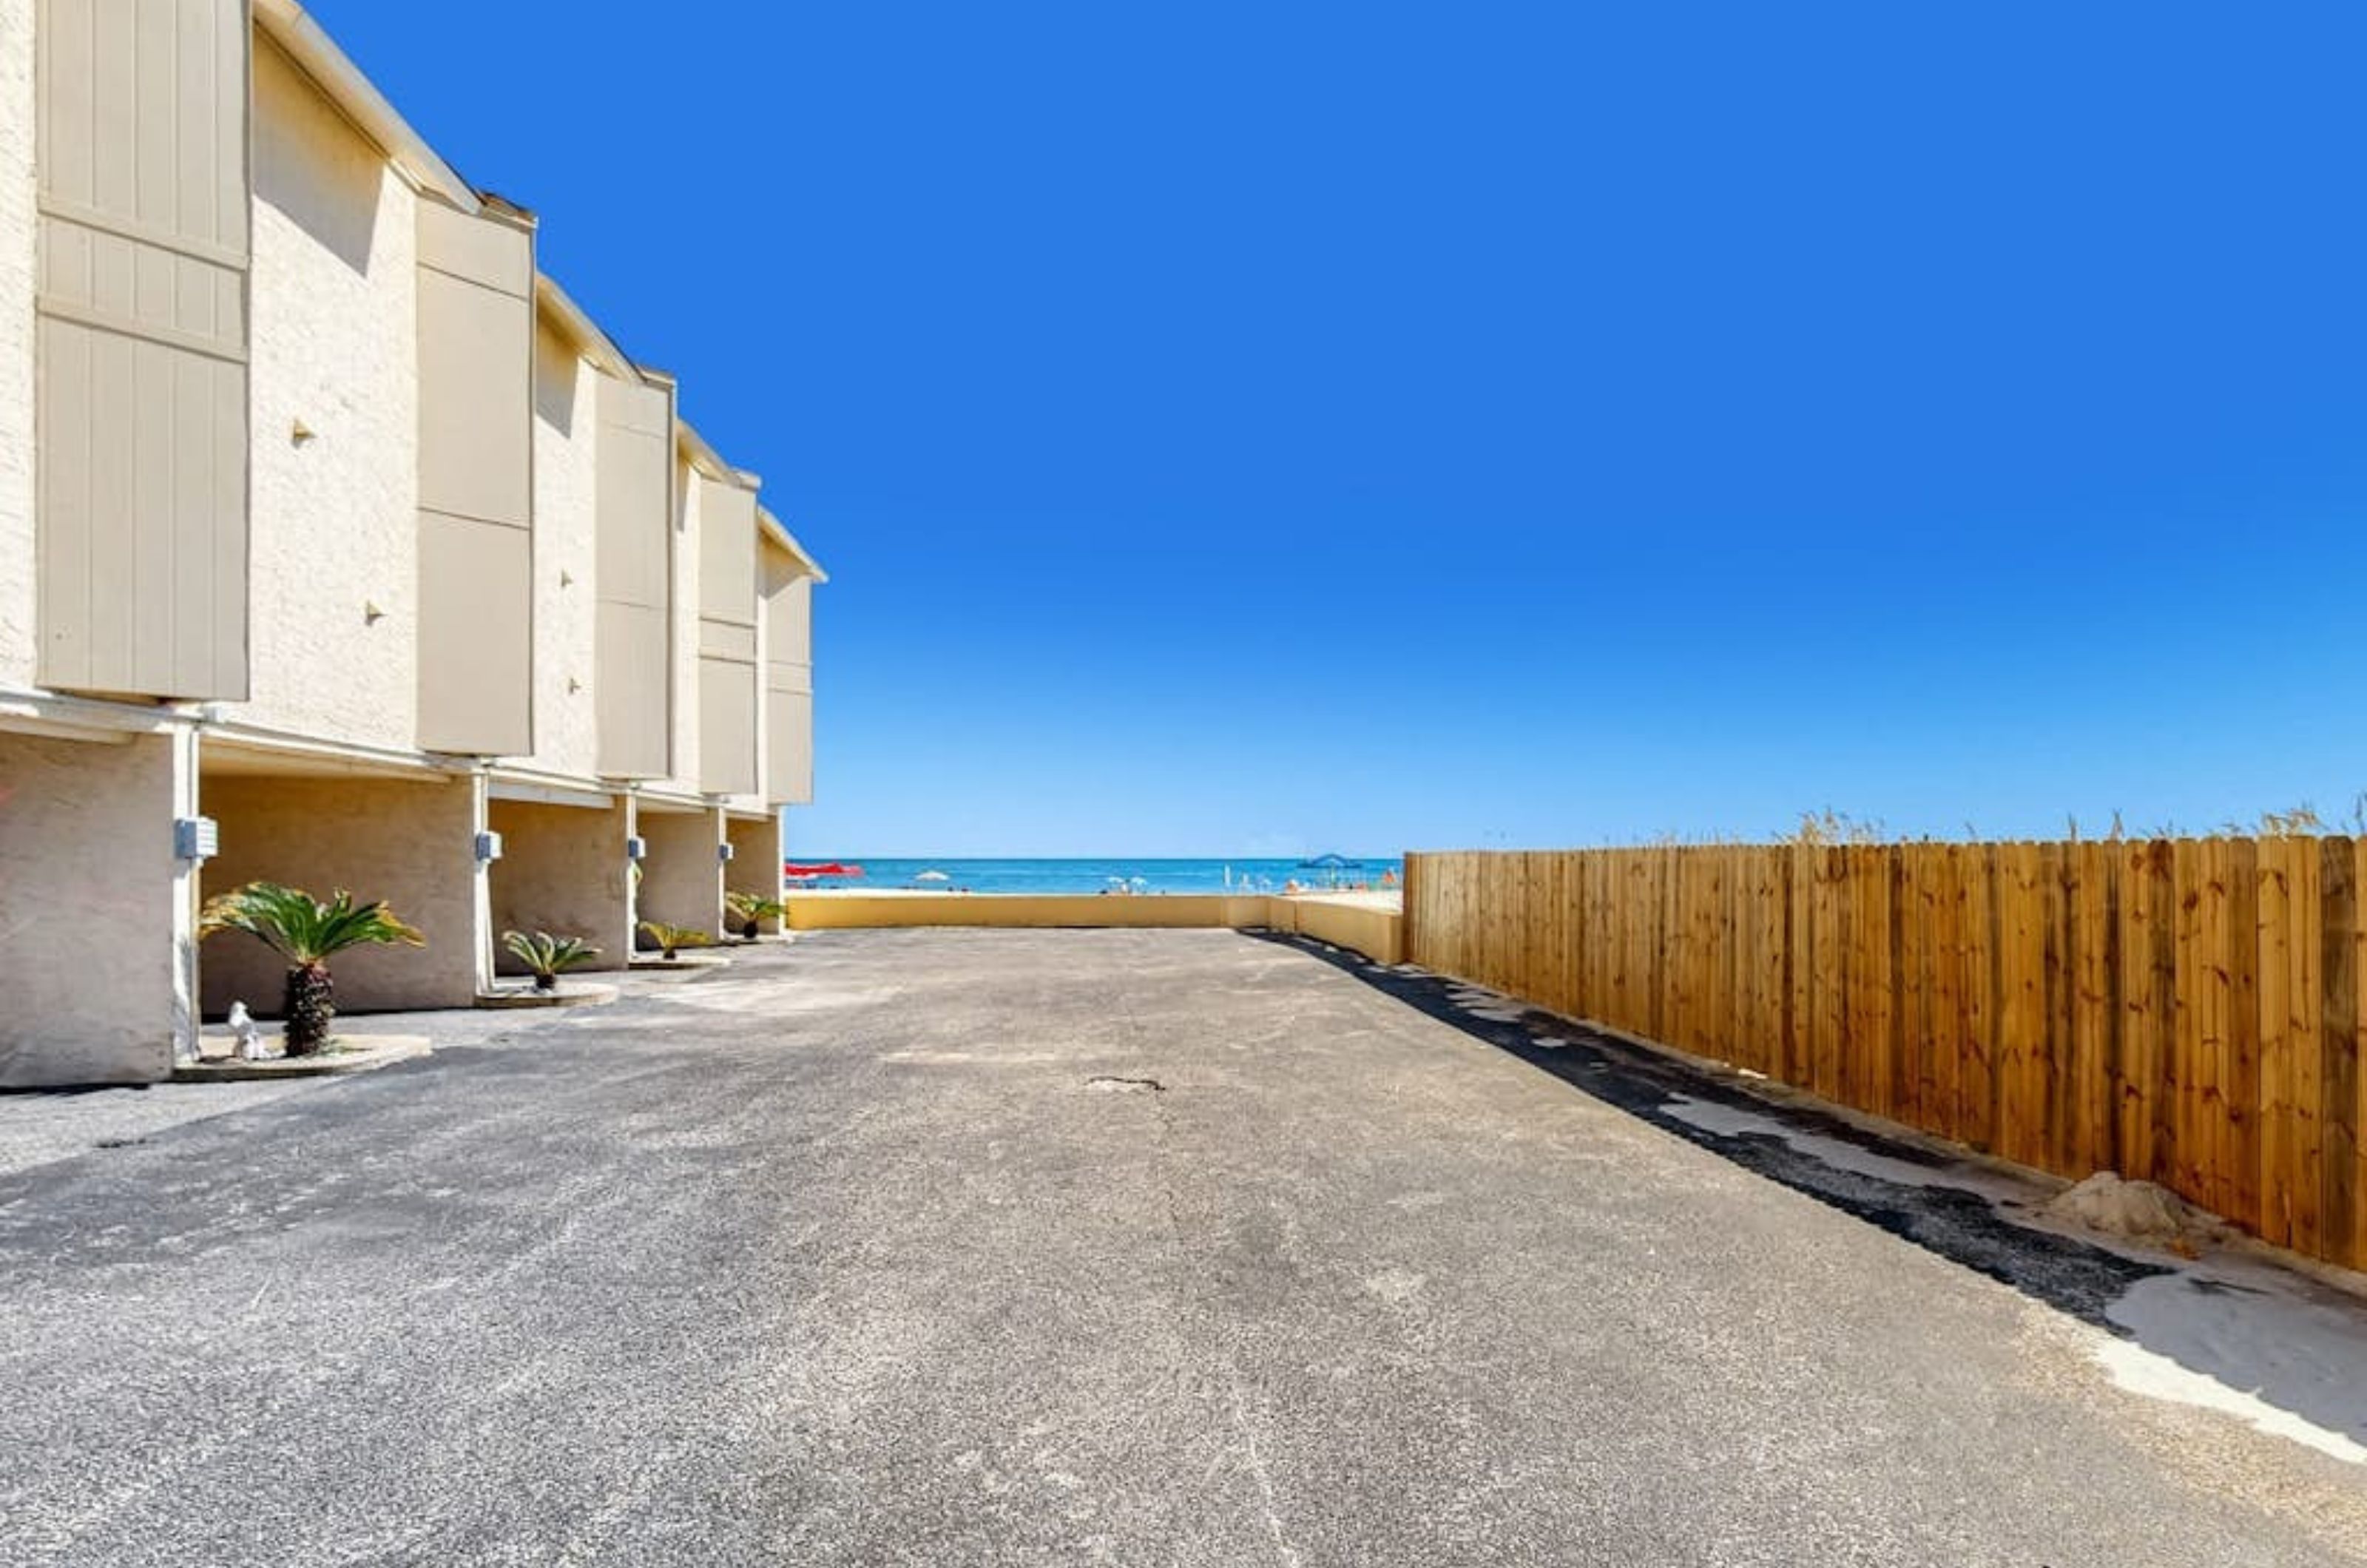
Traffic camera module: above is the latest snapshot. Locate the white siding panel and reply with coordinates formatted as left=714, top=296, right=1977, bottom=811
left=767, top=684, right=812, bottom=807
left=699, top=654, right=757, bottom=799
left=418, top=198, right=533, bottom=297
left=594, top=374, right=673, bottom=778
left=416, top=264, right=533, bottom=527
left=595, top=376, right=671, bottom=609
left=693, top=475, right=757, bottom=796
left=34, top=0, right=248, bottom=700
left=697, top=476, right=756, bottom=629
left=35, top=316, right=244, bottom=697
left=418, top=511, right=531, bottom=755
left=596, top=601, right=669, bottom=779
left=1, top=0, right=37, bottom=691
left=415, top=200, right=533, bottom=754
left=761, top=561, right=812, bottom=805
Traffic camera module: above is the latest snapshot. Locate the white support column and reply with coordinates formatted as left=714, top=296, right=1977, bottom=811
left=0, top=724, right=189, bottom=1085
left=623, top=791, right=644, bottom=958
left=469, top=771, right=496, bottom=996
left=170, top=726, right=203, bottom=1064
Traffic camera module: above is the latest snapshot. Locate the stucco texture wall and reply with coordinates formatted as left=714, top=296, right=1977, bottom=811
left=0, top=0, right=37, bottom=689
left=0, top=731, right=182, bottom=1085
left=488, top=797, right=628, bottom=972
left=242, top=36, right=419, bottom=750
left=636, top=805, right=722, bottom=942
left=200, top=771, right=478, bottom=1017
left=530, top=322, right=600, bottom=779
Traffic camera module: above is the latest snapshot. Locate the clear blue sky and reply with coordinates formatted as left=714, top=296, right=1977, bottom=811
left=314, top=1, right=2367, bottom=857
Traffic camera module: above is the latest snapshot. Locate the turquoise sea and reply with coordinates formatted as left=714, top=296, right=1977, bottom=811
left=793, top=857, right=1403, bottom=896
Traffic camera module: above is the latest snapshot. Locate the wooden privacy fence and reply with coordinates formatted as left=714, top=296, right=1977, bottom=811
left=1403, top=842, right=2367, bottom=1271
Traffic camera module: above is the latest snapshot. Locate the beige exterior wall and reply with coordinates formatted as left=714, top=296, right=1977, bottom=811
left=0, top=727, right=192, bottom=1085
left=0, top=0, right=36, bottom=690
left=243, top=33, right=419, bottom=749
left=530, top=317, right=599, bottom=779
left=489, top=795, right=629, bottom=973
left=200, top=768, right=481, bottom=1016
left=0, top=7, right=819, bottom=1078
left=635, top=803, right=723, bottom=942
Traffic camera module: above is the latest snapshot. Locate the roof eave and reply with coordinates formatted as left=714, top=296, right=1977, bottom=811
left=536, top=274, right=643, bottom=385
left=251, top=1, right=480, bottom=214
left=759, top=505, right=828, bottom=583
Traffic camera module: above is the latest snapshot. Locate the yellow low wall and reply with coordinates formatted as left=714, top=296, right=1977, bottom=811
left=1264, top=897, right=1405, bottom=967
left=785, top=893, right=1402, bottom=966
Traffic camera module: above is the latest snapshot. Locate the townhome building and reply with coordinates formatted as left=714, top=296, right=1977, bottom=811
left=0, top=0, right=823, bottom=1087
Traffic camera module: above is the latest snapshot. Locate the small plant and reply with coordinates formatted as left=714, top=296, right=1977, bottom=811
left=725, top=891, right=785, bottom=939
left=199, top=883, right=424, bottom=1056
left=502, top=930, right=601, bottom=993
left=2258, top=804, right=2326, bottom=839
left=638, top=921, right=710, bottom=961
left=1781, top=809, right=1886, bottom=848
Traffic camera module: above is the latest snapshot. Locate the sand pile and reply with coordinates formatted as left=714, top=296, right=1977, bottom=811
left=2044, top=1172, right=2231, bottom=1247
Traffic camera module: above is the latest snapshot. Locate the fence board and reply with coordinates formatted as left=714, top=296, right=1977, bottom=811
left=1404, top=835, right=2367, bottom=1270
left=2326, top=840, right=2360, bottom=1265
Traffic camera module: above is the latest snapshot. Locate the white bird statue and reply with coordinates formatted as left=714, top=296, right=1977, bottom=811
left=228, top=1001, right=270, bottom=1062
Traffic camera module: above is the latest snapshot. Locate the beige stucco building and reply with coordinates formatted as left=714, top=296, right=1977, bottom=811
left=0, top=0, right=824, bottom=1086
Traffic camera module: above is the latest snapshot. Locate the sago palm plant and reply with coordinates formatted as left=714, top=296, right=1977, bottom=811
left=502, top=930, right=600, bottom=992
left=200, top=883, right=425, bottom=1055
left=724, top=891, right=785, bottom=939
left=638, top=921, right=710, bottom=961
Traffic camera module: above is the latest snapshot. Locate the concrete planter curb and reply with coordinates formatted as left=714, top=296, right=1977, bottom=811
left=628, top=953, right=732, bottom=972
left=173, top=1035, right=432, bottom=1083
left=475, top=982, right=621, bottom=1011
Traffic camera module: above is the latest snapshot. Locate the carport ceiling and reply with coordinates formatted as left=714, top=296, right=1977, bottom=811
left=200, top=741, right=459, bottom=783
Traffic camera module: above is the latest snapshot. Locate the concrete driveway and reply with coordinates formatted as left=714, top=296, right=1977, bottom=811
left=1, top=928, right=2363, bottom=1566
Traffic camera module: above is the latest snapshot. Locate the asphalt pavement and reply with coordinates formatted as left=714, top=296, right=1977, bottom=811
left=1, top=928, right=2362, bottom=1566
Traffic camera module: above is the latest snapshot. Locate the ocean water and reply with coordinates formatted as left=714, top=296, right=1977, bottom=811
left=792, top=857, right=1403, bottom=896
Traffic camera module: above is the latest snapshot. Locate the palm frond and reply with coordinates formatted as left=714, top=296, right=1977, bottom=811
left=200, top=883, right=424, bottom=964
left=638, top=920, right=711, bottom=956
left=502, top=929, right=600, bottom=979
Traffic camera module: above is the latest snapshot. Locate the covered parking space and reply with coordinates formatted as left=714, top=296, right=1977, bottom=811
left=724, top=810, right=784, bottom=936
left=0, top=717, right=198, bottom=1086
left=197, top=740, right=484, bottom=1021
left=486, top=779, right=632, bottom=976
left=632, top=797, right=726, bottom=949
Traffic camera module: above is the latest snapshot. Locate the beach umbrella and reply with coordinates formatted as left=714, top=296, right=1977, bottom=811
left=914, top=869, right=951, bottom=884
left=1297, top=852, right=1365, bottom=888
